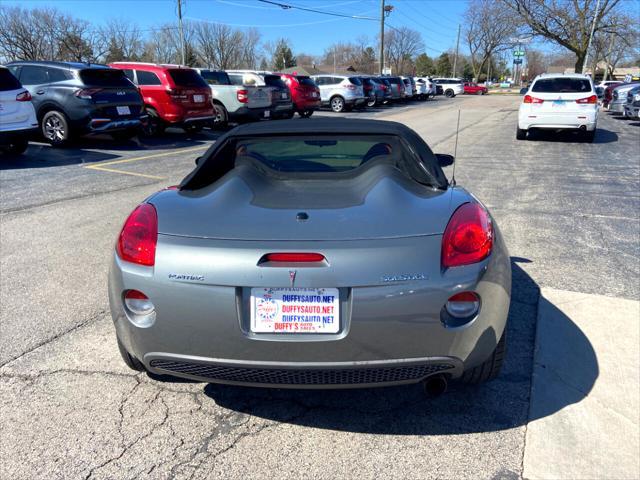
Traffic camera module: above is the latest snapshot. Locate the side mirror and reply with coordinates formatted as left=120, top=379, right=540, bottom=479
left=519, top=87, right=528, bottom=95
left=195, top=156, right=202, bottom=166
left=435, top=153, right=454, bottom=167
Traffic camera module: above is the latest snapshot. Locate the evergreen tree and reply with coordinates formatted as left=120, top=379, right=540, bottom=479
left=272, top=39, right=296, bottom=70
left=435, top=53, right=452, bottom=77
left=415, top=53, right=434, bottom=76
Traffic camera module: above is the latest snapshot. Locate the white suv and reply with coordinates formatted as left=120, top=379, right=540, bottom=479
left=517, top=73, right=598, bottom=142
left=0, top=66, right=37, bottom=155
left=432, top=78, right=464, bottom=97
left=311, top=75, right=365, bottom=112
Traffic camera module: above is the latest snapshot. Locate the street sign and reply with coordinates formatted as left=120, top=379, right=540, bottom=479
left=513, top=51, right=525, bottom=57
left=513, top=58, right=523, bottom=65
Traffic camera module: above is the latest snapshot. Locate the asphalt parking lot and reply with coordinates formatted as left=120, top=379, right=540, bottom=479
left=1, top=95, right=639, bottom=479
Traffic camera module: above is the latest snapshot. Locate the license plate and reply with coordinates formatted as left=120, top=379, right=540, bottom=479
left=116, top=106, right=130, bottom=115
left=250, top=287, right=339, bottom=334
left=193, top=95, right=205, bottom=103
left=264, top=110, right=270, bottom=118
left=552, top=100, right=565, bottom=107
left=281, top=92, right=288, bottom=99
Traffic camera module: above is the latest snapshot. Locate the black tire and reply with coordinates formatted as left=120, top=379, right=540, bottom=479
left=212, top=102, right=229, bottom=130
left=366, top=97, right=376, bottom=108
left=110, top=129, right=138, bottom=142
left=41, top=110, right=71, bottom=146
left=583, top=129, right=596, bottom=143
left=516, top=127, right=527, bottom=140
left=330, top=95, right=345, bottom=113
left=460, top=330, right=506, bottom=384
left=1, top=137, right=29, bottom=155
left=142, top=107, right=165, bottom=137
left=445, top=89, right=455, bottom=98
left=298, top=109, right=314, bottom=118
left=117, top=337, right=145, bottom=372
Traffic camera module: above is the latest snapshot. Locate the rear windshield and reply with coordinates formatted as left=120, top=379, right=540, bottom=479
left=234, top=136, right=400, bottom=173
left=532, top=78, right=592, bottom=93
left=348, top=77, right=362, bottom=86
left=168, top=69, right=209, bottom=88
left=200, top=70, right=230, bottom=85
left=297, top=76, right=316, bottom=87
left=264, top=75, right=287, bottom=89
left=0, top=68, right=21, bottom=91
left=80, top=68, right=132, bottom=87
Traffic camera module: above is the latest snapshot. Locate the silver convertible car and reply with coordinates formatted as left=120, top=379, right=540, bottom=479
left=109, top=119, right=510, bottom=396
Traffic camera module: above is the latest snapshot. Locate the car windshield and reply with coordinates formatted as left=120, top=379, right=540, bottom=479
left=80, top=69, right=132, bottom=87
left=532, top=78, right=592, bottom=93
left=168, top=69, right=209, bottom=88
left=264, top=75, right=287, bottom=89
left=200, top=70, right=231, bottom=85
left=234, top=136, right=400, bottom=173
left=297, top=76, right=316, bottom=87
left=0, top=68, right=22, bottom=91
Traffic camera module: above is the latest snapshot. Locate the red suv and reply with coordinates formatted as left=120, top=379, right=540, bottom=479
left=277, top=73, right=320, bottom=118
left=109, top=62, right=214, bottom=135
left=463, top=82, right=488, bottom=95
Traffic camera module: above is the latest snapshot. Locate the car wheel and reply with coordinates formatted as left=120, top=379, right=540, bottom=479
left=516, top=127, right=527, bottom=140
left=142, top=108, right=165, bottom=137
left=1, top=137, right=29, bottom=155
left=298, top=110, right=314, bottom=118
left=41, top=110, right=71, bottom=146
left=583, top=129, right=596, bottom=143
left=366, top=97, right=376, bottom=108
left=211, top=102, right=229, bottom=130
left=476, top=90, right=483, bottom=95
left=330, top=96, right=345, bottom=113
left=460, top=330, right=506, bottom=384
left=117, top=337, right=146, bottom=372
left=110, top=129, right=138, bottom=142
left=445, top=89, right=455, bottom=98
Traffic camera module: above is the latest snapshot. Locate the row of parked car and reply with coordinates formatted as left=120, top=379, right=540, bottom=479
left=598, top=80, right=640, bottom=119
left=0, top=60, right=472, bottom=154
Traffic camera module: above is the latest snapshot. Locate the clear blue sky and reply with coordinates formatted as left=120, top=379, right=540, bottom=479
left=7, top=0, right=469, bottom=56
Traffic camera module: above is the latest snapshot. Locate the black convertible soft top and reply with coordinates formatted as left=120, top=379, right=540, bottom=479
left=180, top=118, right=448, bottom=190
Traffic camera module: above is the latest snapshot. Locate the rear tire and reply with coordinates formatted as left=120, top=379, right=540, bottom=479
left=41, top=110, right=71, bottom=146
left=445, top=89, right=455, bottom=98
left=516, top=126, right=527, bottom=140
left=583, top=129, right=596, bottom=143
left=142, top=107, right=165, bottom=137
left=330, top=96, right=345, bottom=113
left=117, top=337, right=145, bottom=372
left=212, top=102, right=229, bottom=130
left=1, top=137, right=29, bottom=155
left=460, top=330, right=506, bottom=384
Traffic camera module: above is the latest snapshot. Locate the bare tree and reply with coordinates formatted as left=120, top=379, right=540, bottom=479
left=194, top=22, right=242, bottom=69
left=240, top=28, right=261, bottom=69
left=524, top=49, right=548, bottom=80
left=502, top=0, right=624, bottom=72
left=143, top=25, right=178, bottom=64
left=0, top=6, right=58, bottom=61
left=465, top=0, right=520, bottom=81
left=100, top=19, right=144, bottom=63
left=384, top=27, right=423, bottom=75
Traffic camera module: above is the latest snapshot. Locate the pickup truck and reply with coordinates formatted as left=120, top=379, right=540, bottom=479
left=194, top=69, right=273, bottom=127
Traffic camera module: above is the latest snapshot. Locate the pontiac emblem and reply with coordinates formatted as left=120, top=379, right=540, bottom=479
left=289, top=270, right=297, bottom=287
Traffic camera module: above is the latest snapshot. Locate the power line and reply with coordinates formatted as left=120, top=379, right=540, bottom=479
left=256, top=0, right=377, bottom=20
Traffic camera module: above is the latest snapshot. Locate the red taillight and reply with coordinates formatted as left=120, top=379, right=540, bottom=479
left=75, top=88, right=102, bottom=99
left=116, top=204, right=158, bottom=266
left=523, top=95, right=544, bottom=104
left=264, top=253, right=325, bottom=263
left=576, top=95, right=597, bottom=104
left=345, top=84, right=357, bottom=90
left=16, top=90, right=31, bottom=101
left=167, top=88, right=188, bottom=100
left=237, top=89, right=248, bottom=103
left=442, top=203, right=493, bottom=268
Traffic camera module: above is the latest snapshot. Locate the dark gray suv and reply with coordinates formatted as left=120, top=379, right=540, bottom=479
left=6, top=61, right=145, bottom=145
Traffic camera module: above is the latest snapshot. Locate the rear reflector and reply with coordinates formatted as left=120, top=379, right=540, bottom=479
left=445, top=291, right=480, bottom=318
left=124, top=289, right=155, bottom=315
left=263, top=253, right=325, bottom=263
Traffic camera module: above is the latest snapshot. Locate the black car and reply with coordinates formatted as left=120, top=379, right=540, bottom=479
left=6, top=61, right=145, bottom=145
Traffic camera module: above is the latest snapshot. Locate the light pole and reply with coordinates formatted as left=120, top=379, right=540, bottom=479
left=379, top=0, right=393, bottom=75
left=177, top=0, right=186, bottom=65
left=583, top=0, right=602, bottom=74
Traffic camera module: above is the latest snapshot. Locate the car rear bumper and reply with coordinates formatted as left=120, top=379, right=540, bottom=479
left=518, top=109, right=598, bottom=131
left=108, top=229, right=511, bottom=389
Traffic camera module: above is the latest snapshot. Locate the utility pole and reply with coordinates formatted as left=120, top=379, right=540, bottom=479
left=582, top=0, right=602, bottom=74
left=602, top=34, right=616, bottom=82
left=177, top=0, right=186, bottom=65
left=486, top=54, right=491, bottom=86
left=379, top=0, right=385, bottom=75
left=453, top=24, right=461, bottom=77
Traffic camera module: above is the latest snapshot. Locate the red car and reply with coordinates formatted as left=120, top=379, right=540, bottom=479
left=464, top=82, right=488, bottom=95
left=603, top=82, right=623, bottom=108
left=109, top=62, right=214, bottom=135
left=277, top=73, right=321, bottom=118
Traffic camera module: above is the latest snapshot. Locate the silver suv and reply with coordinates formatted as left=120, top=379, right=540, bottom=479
left=311, top=75, right=365, bottom=112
